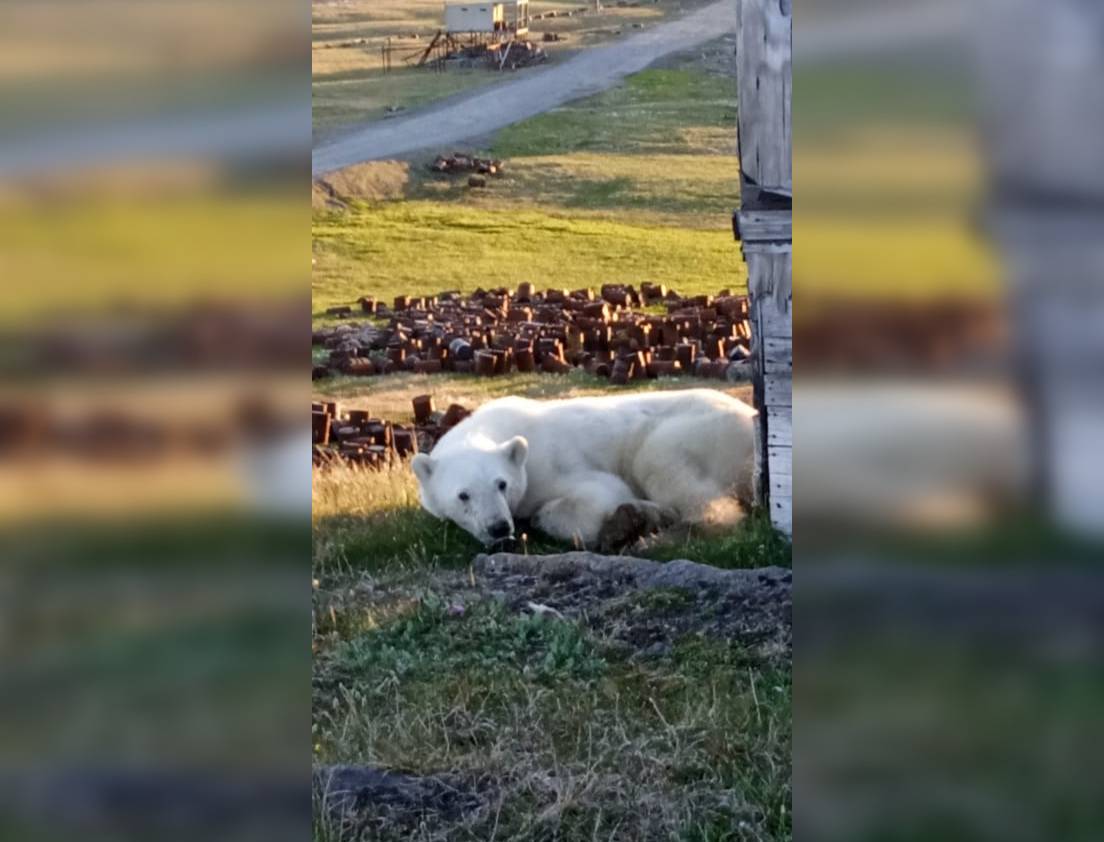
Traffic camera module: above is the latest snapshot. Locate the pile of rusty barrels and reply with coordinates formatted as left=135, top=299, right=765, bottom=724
left=314, top=283, right=751, bottom=384
left=312, top=395, right=470, bottom=469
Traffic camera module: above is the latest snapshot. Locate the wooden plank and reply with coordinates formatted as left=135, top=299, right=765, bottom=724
left=770, top=473, right=792, bottom=499
left=770, top=493, right=792, bottom=535
left=736, top=0, right=792, bottom=197
left=765, top=360, right=790, bottom=376
left=743, top=242, right=791, bottom=256
left=746, top=249, right=792, bottom=318
left=736, top=210, right=792, bottom=243
left=758, top=302, right=792, bottom=339
left=751, top=294, right=769, bottom=507
left=766, top=405, right=791, bottom=447
left=768, top=440, right=793, bottom=533
left=764, top=372, right=792, bottom=407
left=768, top=445, right=792, bottom=478
left=764, top=336, right=791, bottom=375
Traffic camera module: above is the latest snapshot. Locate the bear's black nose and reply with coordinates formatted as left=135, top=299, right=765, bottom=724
left=489, top=520, right=512, bottom=540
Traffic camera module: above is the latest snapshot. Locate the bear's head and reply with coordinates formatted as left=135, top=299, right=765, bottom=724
left=411, top=435, right=528, bottom=546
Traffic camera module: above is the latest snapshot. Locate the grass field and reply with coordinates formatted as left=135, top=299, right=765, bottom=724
left=312, top=554, right=791, bottom=840
left=312, top=62, right=745, bottom=319
left=313, top=454, right=791, bottom=840
left=312, top=201, right=742, bottom=318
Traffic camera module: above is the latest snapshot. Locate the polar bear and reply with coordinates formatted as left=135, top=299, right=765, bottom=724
left=411, top=389, right=758, bottom=548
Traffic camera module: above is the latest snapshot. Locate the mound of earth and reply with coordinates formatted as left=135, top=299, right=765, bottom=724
left=322, top=551, right=791, bottom=665
left=312, top=161, right=410, bottom=210
left=473, top=551, right=792, bottom=661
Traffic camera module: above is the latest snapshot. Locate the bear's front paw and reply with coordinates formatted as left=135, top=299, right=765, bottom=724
left=597, top=501, right=677, bottom=553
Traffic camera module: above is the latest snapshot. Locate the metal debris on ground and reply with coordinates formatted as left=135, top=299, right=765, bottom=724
left=312, top=283, right=752, bottom=385
left=430, top=39, right=548, bottom=71
left=312, top=398, right=472, bottom=469
left=429, top=153, right=504, bottom=176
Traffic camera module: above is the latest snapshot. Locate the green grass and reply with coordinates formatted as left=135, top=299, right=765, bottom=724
left=312, top=201, right=744, bottom=317
left=311, top=66, right=747, bottom=317
left=313, top=62, right=745, bottom=320
left=412, top=150, right=741, bottom=227
left=388, top=63, right=741, bottom=228
left=324, top=597, right=608, bottom=686
left=313, top=461, right=787, bottom=579
left=493, top=68, right=736, bottom=158
left=313, top=580, right=791, bottom=840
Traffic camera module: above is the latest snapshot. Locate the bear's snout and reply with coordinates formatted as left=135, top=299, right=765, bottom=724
left=488, top=520, right=513, bottom=541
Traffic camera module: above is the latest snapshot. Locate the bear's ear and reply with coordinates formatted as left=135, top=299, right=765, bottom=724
left=411, top=453, right=434, bottom=484
left=503, top=436, right=528, bottom=468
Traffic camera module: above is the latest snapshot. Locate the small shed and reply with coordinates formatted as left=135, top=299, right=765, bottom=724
left=444, top=0, right=529, bottom=36
left=502, top=0, right=531, bottom=35
left=733, top=0, right=792, bottom=535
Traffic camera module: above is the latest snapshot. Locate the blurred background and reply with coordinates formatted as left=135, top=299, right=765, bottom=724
left=0, top=1, right=309, bottom=839
left=794, top=0, right=1104, bottom=838
left=4, top=0, right=1103, bottom=838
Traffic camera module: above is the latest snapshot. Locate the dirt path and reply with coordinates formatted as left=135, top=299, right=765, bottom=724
left=311, top=1, right=736, bottom=177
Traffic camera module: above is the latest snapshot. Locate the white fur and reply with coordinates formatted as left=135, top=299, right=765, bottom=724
left=411, top=389, right=758, bottom=546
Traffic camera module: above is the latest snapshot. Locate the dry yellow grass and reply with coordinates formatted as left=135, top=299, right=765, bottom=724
left=413, top=151, right=740, bottom=228
left=313, top=370, right=752, bottom=425
left=312, top=459, right=420, bottom=521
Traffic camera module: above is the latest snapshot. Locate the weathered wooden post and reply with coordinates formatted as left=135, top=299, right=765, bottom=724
left=734, top=0, right=792, bottom=535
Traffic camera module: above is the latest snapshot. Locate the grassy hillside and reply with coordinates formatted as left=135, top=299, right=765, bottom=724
left=312, top=63, right=745, bottom=318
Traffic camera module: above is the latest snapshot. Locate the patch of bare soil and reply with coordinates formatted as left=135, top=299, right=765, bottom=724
left=312, top=161, right=411, bottom=210
left=315, top=765, right=484, bottom=835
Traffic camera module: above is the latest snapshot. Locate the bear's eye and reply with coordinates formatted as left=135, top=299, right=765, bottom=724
left=458, top=492, right=470, bottom=503
left=497, top=480, right=507, bottom=492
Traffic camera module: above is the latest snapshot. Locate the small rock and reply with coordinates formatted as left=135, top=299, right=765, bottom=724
left=726, top=360, right=753, bottom=382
